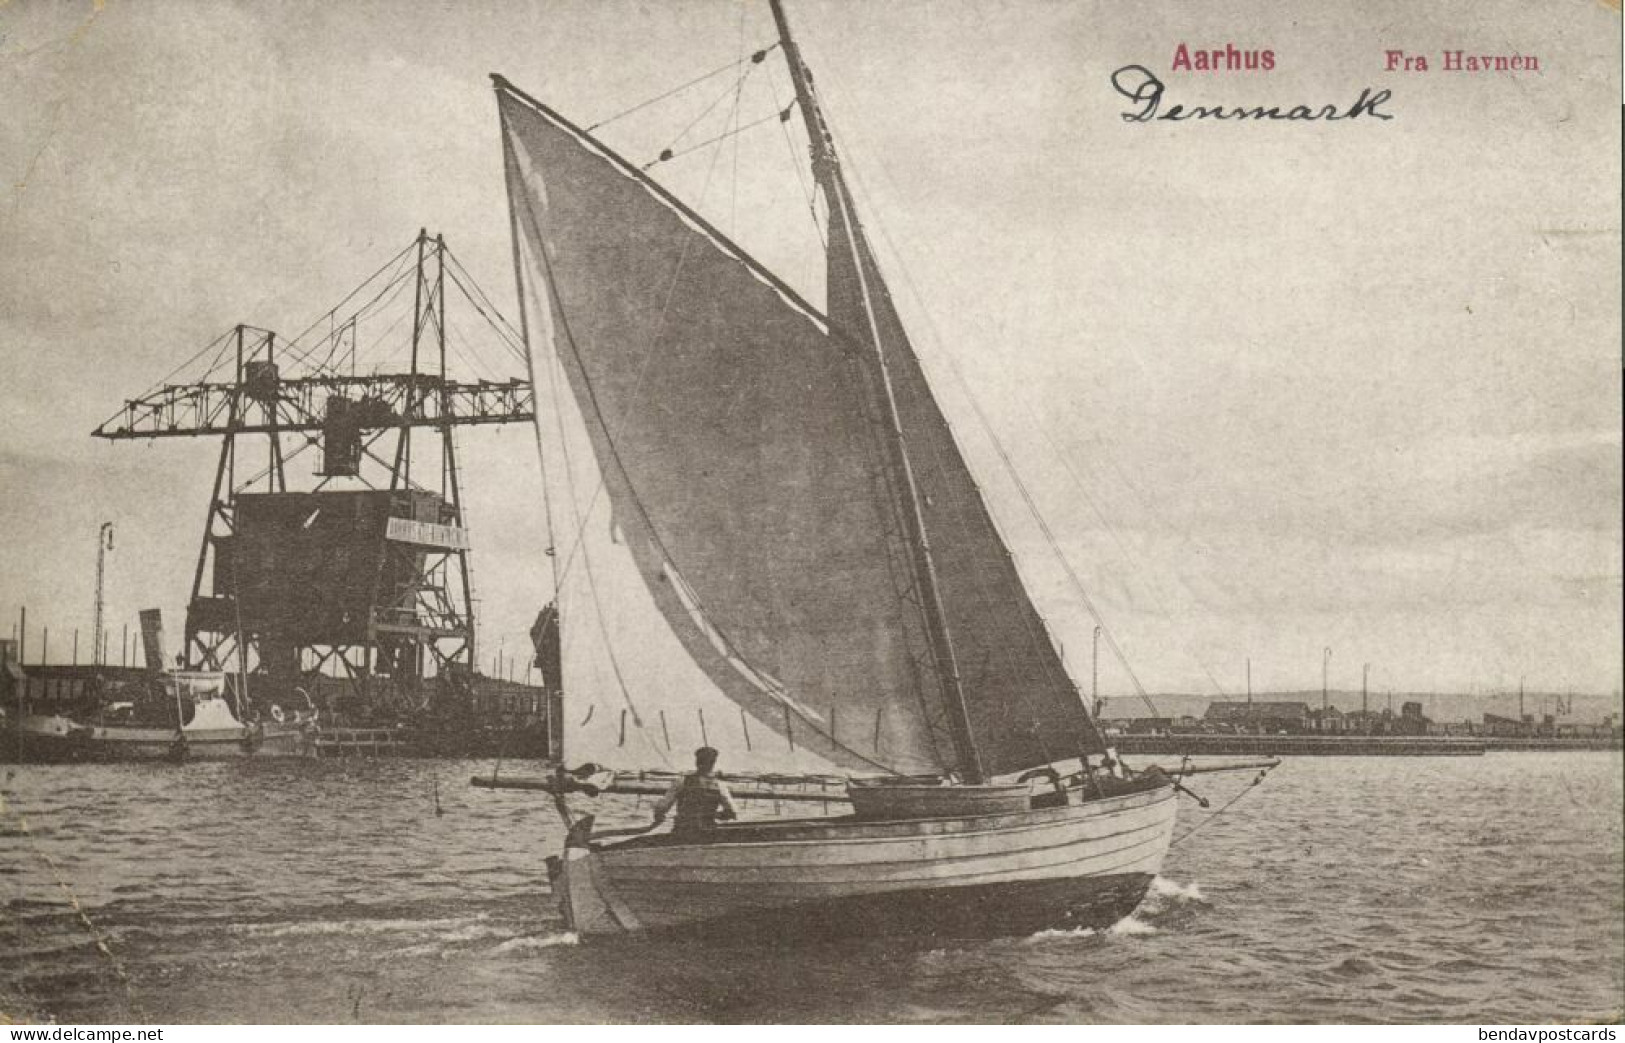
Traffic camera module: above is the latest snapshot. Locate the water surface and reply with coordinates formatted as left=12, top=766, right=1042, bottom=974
left=3, top=753, right=1620, bottom=1023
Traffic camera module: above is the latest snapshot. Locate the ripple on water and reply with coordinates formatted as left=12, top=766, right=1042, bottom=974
left=2, top=753, right=1620, bottom=1023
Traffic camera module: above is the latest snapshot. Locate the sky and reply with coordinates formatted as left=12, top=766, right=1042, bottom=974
left=1, top=0, right=1620, bottom=700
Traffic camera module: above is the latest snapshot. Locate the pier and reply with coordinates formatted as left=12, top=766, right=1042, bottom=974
left=1116, top=735, right=1488, bottom=757
left=313, top=727, right=421, bottom=758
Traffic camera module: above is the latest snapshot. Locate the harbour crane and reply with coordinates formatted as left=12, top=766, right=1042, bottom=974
left=93, top=231, right=537, bottom=716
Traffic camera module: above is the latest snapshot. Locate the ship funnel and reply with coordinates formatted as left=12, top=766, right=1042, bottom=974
left=139, top=609, right=168, bottom=672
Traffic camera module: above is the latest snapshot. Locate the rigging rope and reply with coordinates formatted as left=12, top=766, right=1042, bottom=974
left=764, top=69, right=825, bottom=252
left=274, top=241, right=418, bottom=376
left=642, top=104, right=794, bottom=170
left=729, top=3, right=748, bottom=238
left=1169, top=765, right=1273, bottom=847
left=637, top=58, right=764, bottom=171
left=444, top=260, right=527, bottom=364
left=797, top=80, right=1083, bottom=764
left=586, top=44, right=777, bottom=132
left=1034, top=426, right=1234, bottom=706
left=808, top=66, right=1166, bottom=718
left=515, top=193, right=662, bottom=758
left=300, top=257, right=417, bottom=378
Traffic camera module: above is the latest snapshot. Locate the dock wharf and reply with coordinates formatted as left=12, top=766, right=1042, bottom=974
left=1116, top=735, right=1488, bottom=757
left=1481, top=737, right=1622, bottom=753
left=314, top=727, right=421, bottom=757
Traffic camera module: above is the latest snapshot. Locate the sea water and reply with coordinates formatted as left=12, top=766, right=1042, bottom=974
left=3, top=753, right=1620, bottom=1024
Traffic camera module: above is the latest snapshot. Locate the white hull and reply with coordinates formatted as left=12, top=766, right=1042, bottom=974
left=555, top=780, right=1177, bottom=939
left=4, top=706, right=316, bottom=762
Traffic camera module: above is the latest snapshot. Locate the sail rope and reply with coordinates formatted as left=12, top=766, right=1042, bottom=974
left=642, top=104, right=794, bottom=171
left=730, top=5, right=748, bottom=238
left=585, top=44, right=778, bottom=133
left=502, top=126, right=650, bottom=751
left=810, top=48, right=1250, bottom=712
left=815, top=169, right=1082, bottom=765
left=639, top=59, right=765, bottom=171
left=1169, top=765, right=1273, bottom=848
left=877, top=249, right=1163, bottom=721
left=543, top=347, right=656, bottom=757
left=531, top=281, right=649, bottom=751
left=799, top=52, right=1168, bottom=720
left=513, top=114, right=762, bottom=768
left=496, top=138, right=567, bottom=662
left=764, top=70, right=826, bottom=252
left=1077, top=433, right=1348, bottom=705
left=1036, top=425, right=1239, bottom=704
left=790, top=56, right=1144, bottom=744
left=539, top=77, right=740, bottom=595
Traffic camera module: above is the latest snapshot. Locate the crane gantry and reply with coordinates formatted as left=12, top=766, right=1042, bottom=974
left=93, top=231, right=537, bottom=717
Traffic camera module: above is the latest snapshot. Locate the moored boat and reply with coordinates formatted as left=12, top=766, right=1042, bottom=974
left=5, top=670, right=315, bottom=763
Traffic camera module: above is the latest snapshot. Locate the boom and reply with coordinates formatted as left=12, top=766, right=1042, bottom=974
left=94, top=367, right=532, bottom=440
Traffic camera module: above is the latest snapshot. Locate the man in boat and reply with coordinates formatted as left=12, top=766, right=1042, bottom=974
left=651, top=746, right=739, bottom=835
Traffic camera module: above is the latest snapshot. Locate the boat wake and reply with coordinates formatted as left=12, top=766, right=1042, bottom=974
left=1026, top=925, right=1098, bottom=942
left=230, top=912, right=491, bottom=939
left=372, top=928, right=578, bottom=961
left=1107, top=914, right=1158, bottom=936
left=1026, top=876, right=1206, bottom=942
left=1143, top=875, right=1206, bottom=909
left=491, top=931, right=579, bottom=954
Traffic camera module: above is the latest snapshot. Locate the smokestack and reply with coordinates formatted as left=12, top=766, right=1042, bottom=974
left=139, top=609, right=167, bottom=672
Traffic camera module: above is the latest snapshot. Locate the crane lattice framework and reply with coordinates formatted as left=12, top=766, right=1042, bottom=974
left=93, top=231, right=535, bottom=715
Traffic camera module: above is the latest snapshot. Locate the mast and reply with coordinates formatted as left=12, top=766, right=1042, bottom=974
left=768, top=0, right=985, bottom=783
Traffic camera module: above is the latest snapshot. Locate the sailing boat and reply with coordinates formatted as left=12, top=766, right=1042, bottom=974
left=483, top=0, right=1179, bottom=940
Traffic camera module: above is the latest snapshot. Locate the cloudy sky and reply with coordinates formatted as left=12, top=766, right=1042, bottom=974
left=1, top=0, right=1619, bottom=698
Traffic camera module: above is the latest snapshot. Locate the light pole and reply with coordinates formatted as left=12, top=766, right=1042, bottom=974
left=94, top=522, right=114, bottom=666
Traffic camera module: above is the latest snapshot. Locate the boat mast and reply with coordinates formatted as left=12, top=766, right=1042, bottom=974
left=768, top=0, right=985, bottom=784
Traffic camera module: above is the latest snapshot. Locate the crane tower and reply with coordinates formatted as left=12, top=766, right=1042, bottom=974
left=94, top=232, right=536, bottom=717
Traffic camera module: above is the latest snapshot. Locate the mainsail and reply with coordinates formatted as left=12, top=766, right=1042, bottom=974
left=499, top=84, right=954, bottom=776
left=496, top=13, right=1107, bottom=779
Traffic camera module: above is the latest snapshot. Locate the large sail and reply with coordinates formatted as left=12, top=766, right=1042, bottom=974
left=755, top=0, right=1107, bottom=776
left=497, top=82, right=958, bottom=777
left=823, top=177, right=1108, bottom=776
